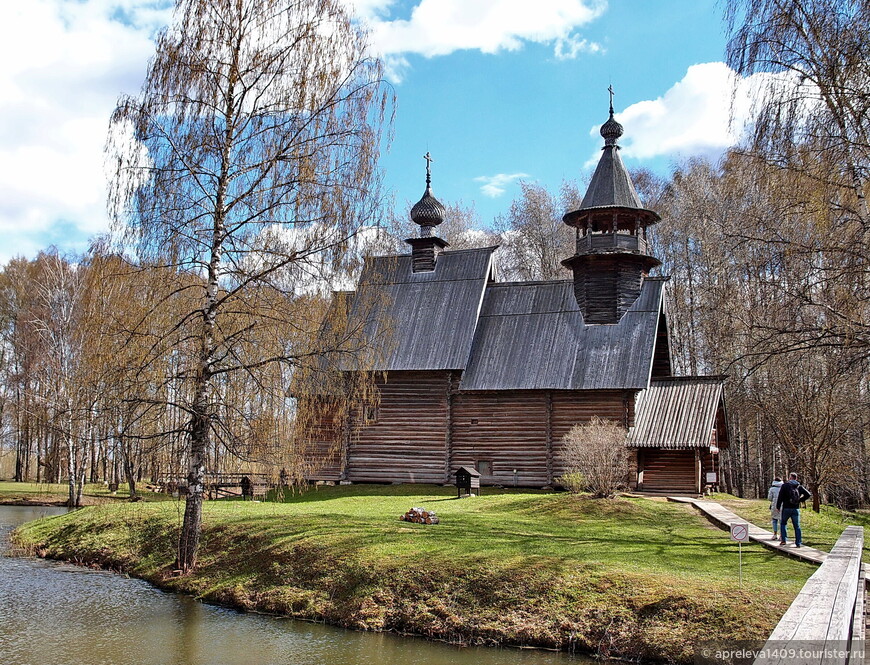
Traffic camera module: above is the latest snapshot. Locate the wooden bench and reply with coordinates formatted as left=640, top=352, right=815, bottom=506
left=754, top=526, right=865, bottom=664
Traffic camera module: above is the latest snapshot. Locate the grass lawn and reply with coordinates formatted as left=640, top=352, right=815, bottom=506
left=0, top=480, right=168, bottom=505
left=709, top=492, right=870, bottom=560
left=13, top=484, right=818, bottom=663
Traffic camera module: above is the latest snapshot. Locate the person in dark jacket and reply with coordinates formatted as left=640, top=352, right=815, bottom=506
left=776, top=472, right=812, bottom=547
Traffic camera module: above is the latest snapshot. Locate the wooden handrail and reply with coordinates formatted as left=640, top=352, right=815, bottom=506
left=753, top=526, right=864, bottom=664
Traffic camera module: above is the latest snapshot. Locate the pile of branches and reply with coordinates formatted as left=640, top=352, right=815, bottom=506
left=399, top=507, right=439, bottom=524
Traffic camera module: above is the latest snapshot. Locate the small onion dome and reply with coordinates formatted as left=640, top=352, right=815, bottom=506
left=411, top=186, right=445, bottom=229
left=600, top=110, right=624, bottom=146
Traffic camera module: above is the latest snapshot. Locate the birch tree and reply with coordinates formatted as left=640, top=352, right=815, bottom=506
left=26, top=252, right=90, bottom=506
left=725, top=0, right=870, bottom=358
left=496, top=181, right=575, bottom=281
left=107, top=0, right=390, bottom=572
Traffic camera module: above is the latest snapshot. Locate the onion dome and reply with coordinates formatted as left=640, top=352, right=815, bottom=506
left=600, top=110, right=624, bottom=146
left=410, top=152, right=445, bottom=236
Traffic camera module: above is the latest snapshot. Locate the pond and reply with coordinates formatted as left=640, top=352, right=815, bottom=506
left=0, top=505, right=590, bottom=665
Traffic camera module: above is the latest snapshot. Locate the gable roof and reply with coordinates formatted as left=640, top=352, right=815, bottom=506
left=458, top=277, right=666, bottom=391
left=628, top=376, right=726, bottom=448
left=345, top=246, right=496, bottom=371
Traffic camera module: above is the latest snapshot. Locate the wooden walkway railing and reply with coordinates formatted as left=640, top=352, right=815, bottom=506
left=753, top=526, right=865, bottom=665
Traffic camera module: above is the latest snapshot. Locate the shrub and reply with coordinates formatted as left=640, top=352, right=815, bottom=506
left=560, top=417, right=629, bottom=498
left=559, top=471, right=587, bottom=493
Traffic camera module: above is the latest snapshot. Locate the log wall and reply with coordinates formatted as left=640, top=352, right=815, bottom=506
left=452, top=389, right=634, bottom=486
left=550, top=390, right=634, bottom=481
left=451, top=391, right=549, bottom=486
left=305, top=378, right=641, bottom=488
left=302, top=400, right=344, bottom=482
left=701, top=449, right=716, bottom=486
left=346, top=370, right=450, bottom=484
left=568, top=255, right=653, bottom=324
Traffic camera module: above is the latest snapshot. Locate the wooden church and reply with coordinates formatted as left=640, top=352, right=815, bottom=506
left=307, top=107, right=729, bottom=495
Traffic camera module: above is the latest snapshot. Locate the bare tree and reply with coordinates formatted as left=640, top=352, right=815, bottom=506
left=107, top=0, right=390, bottom=572
left=725, top=0, right=870, bottom=221
left=725, top=0, right=870, bottom=359
left=754, top=351, right=865, bottom=511
left=559, top=417, right=629, bottom=498
left=496, top=181, right=575, bottom=281
left=653, top=152, right=870, bottom=506
left=24, top=252, right=92, bottom=506
left=0, top=258, right=38, bottom=482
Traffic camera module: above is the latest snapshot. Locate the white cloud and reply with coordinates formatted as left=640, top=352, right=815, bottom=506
left=355, top=0, right=604, bottom=77
left=382, top=54, right=411, bottom=84
left=474, top=172, right=530, bottom=198
left=554, top=34, right=602, bottom=60
left=588, top=62, right=788, bottom=165
left=344, top=0, right=397, bottom=21
left=0, top=1, right=170, bottom=264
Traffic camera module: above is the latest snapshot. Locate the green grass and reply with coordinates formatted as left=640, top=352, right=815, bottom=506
left=0, top=480, right=71, bottom=497
left=13, top=485, right=821, bottom=663
left=709, top=492, right=870, bottom=559
left=0, top=480, right=169, bottom=504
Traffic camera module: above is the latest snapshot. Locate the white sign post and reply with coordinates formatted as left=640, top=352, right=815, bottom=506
left=730, top=522, right=750, bottom=587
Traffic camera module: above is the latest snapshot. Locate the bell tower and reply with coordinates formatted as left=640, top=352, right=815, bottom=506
left=561, top=94, right=661, bottom=323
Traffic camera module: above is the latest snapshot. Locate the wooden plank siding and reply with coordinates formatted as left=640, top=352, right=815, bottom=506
left=346, top=370, right=450, bottom=484
left=638, top=449, right=698, bottom=492
left=650, top=310, right=672, bottom=378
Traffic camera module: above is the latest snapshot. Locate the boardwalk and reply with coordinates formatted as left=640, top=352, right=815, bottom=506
left=754, top=527, right=865, bottom=665
left=668, top=497, right=866, bottom=664
left=668, top=496, right=830, bottom=567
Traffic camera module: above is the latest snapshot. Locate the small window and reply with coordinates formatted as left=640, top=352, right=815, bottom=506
left=475, top=460, right=492, bottom=477
left=364, top=405, right=378, bottom=424
left=470, top=418, right=479, bottom=425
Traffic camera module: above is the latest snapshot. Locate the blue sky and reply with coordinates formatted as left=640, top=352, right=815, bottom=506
left=378, top=0, right=733, bottom=223
left=0, top=0, right=761, bottom=264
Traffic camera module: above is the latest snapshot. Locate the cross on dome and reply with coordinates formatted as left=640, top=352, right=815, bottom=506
left=410, top=150, right=445, bottom=233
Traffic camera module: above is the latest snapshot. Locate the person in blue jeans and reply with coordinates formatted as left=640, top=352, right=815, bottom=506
left=767, top=477, right=783, bottom=539
left=776, top=472, right=812, bottom=547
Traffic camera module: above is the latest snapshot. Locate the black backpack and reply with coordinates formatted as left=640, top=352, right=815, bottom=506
left=784, top=482, right=802, bottom=505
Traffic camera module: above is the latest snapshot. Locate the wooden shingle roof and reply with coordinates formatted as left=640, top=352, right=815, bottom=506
left=458, top=277, right=666, bottom=391
left=628, top=376, right=726, bottom=448
left=345, top=247, right=496, bottom=371
left=340, top=246, right=668, bottom=391
left=580, top=143, right=645, bottom=211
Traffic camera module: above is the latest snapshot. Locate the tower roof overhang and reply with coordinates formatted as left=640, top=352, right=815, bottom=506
left=563, top=205, right=660, bottom=229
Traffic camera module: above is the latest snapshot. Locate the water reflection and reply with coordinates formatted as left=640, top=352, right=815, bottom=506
left=1, top=506, right=585, bottom=665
